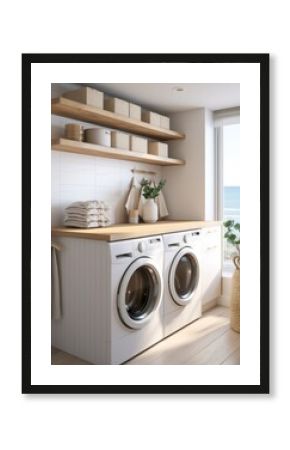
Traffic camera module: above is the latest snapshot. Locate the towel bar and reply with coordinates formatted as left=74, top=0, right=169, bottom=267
left=131, top=168, right=156, bottom=176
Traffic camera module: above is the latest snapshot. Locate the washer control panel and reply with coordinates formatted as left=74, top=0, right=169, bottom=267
left=183, top=230, right=201, bottom=244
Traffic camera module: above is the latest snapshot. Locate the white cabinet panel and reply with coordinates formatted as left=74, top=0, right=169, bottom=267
left=202, top=227, right=222, bottom=308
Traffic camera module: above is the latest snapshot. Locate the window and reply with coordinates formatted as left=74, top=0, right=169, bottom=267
left=215, top=109, right=240, bottom=267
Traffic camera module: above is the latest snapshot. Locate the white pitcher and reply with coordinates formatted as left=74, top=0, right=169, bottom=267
left=142, top=198, right=158, bottom=223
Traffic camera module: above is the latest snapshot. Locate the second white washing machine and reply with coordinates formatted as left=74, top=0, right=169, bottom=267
left=162, top=229, right=203, bottom=337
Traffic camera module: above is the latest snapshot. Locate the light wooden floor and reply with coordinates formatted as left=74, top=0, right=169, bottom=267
left=51, top=305, right=240, bottom=365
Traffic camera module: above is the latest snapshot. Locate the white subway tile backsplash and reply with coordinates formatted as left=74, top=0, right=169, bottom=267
left=60, top=153, right=95, bottom=186
left=60, top=151, right=95, bottom=168
left=60, top=170, right=95, bottom=187
left=52, top=147, right=163, bottom=225
left=51, top=151, right=60, bottom=184
left=60, top=184, right=96, bottom=204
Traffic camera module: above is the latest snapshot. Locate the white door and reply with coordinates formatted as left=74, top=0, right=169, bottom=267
left=169, top=247, right=200, bottom=306
left=118, top=257, right=163, bottom=329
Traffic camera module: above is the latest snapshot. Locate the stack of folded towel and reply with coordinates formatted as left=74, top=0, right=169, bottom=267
left=64, top=201, right=111, bottom=228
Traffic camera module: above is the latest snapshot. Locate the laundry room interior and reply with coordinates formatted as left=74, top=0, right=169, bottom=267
left=51, top=82, right=240, bottom=365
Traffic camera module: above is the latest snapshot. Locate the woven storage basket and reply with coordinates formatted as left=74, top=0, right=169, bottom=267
left=230, top=256, right=240, bottom=333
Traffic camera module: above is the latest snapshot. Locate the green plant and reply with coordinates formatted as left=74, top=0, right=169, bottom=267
left=141, top=178, right=166, bottom=199
left=224, top=219, right=240, bottom=252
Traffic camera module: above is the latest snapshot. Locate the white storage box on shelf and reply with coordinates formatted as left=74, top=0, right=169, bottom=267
left=111, top=130, right=130, bottom=150
left=160, top=114, right=170, bottom=129
left=84, top=128, right=111, bottom=147
left=129, top=103, right=142, bottom=120
left=63, top=87, right=104, bottom=109
left=130, top=135, right=148, bottom=153
left=148, top=141, right=168, bottom=157
left=142, top=110, right=161, bottom=128
left=104, top=96, right=129, bottom=117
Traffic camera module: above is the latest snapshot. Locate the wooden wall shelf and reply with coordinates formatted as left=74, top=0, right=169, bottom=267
left=51, top=97, right=185, bottom=141
left=52, top=138, right=185, bottom=167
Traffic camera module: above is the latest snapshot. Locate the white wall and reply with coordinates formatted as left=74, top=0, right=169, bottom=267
left=163, top=108, right=216, bottom=221
left=51, top=84, right=163, bottom=226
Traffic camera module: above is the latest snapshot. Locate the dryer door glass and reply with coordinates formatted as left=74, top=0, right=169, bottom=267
left=125, top=265, right=159, bottom=321
left=174, top=253, right=198, bottom=299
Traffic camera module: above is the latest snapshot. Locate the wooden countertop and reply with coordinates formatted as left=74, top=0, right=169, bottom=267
left=52, top=220, right=221, bottom=242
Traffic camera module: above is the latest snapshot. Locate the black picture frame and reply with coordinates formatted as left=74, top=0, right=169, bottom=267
left=22, top=53, right=269, bottom=394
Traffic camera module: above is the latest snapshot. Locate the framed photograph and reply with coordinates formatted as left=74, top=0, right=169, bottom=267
left=22, top=53, right=269, bottom=394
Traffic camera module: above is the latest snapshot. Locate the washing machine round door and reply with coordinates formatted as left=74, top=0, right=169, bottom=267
left=169, top=247, right=200, bottom=306
left=118, top=257, right=163, bottom=330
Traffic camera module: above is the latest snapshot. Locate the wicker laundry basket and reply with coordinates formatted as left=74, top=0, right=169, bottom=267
left=230, top=256, right=240, bottom=333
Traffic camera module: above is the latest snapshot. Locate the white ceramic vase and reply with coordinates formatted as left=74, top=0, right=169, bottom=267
left=143, top=198, right=158, bottom=223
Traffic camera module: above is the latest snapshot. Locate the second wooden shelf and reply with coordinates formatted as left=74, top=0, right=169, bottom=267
left=52, top=138, right=185, bottom=167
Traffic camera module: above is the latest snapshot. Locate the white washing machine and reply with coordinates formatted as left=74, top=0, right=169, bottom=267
left=52, top=235, right=164, bottom=364
left=162, top=229, right=202, bottom=337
